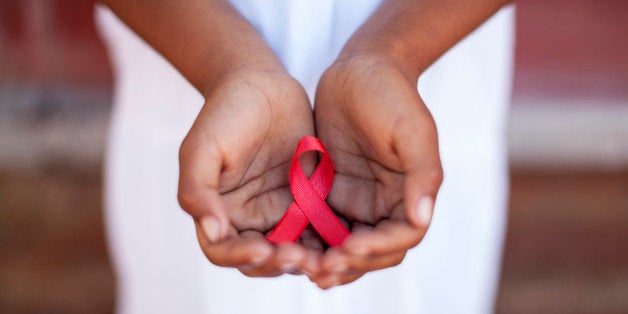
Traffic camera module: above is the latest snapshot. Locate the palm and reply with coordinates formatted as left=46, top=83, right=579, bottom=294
left=180, top=70, right=329, bottom=277
left=186, top=71, right=313, bottom=234
left=314, top=128, right=405, bottom=227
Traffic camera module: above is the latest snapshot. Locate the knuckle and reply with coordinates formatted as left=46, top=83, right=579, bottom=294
left=408, top=235, right=422, bottom=248
left=197, top=244, right=222, bottom=266
left=208, top=258, right=230, bottom=268
left=178, top=135, right=194, bottom=162
left=240, top=268, right=280, bottom=278
left=177, top=184, right=203, bottom=215
left=201, top=249, right=233, bottom=269
left=425, top=167, right=444, bottom=189
left=238, top=268, right=259, bottom=278
left=389, top=255, right=405, bottom=267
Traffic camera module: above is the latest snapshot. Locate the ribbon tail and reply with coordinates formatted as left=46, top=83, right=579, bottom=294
left=266, top=202, right=309, bottom=244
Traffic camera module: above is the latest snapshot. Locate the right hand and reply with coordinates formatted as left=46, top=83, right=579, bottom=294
left=178, top=68, right=323, bottom=277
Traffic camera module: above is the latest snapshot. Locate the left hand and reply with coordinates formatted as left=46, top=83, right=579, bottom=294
left=310, top=53, right=443, bottom=288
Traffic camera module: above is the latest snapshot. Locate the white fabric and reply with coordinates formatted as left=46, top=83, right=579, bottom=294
left=96, top=2, right=514, bottom=313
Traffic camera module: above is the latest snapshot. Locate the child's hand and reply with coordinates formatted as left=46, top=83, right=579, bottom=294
left=310, top=54, right=443, bottom=288
left=178, top=69, right=323, bottom=277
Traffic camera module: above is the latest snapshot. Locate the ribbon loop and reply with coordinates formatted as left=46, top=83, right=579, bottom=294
left=266, top=136, right=350, bottom=246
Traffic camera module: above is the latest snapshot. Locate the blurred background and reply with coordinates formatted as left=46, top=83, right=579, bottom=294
left=1, top=0, right=627, bottom=313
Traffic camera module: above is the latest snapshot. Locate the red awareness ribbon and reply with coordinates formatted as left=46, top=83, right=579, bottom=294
left=266, top=136, right=350, bottom=247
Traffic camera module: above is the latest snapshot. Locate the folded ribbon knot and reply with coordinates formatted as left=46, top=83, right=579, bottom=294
left=266, top=136, right=350, bottom=246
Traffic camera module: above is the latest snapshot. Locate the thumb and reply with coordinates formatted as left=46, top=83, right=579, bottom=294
left=179, top=188, right=230, bottom=243
left=394, top=110, right=443, bottom=229
left=178, top=134, right=230, bottom=243
left=403, top=168, right=441, bottom=229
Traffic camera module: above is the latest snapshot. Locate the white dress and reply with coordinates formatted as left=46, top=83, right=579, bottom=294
left=96, top=1, right=514, bottom=313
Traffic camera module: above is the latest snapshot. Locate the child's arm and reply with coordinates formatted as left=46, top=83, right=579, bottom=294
left=101, top=0, right=282, bottom=92
left=310, top=0, right=511, bottom=288
left=340, top=0, right=511, bottom=77
left=101, top=0, right=321, bottom=278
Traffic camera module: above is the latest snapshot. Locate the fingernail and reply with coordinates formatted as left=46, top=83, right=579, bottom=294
left=200, top=216, right=222, bottom=243
left=282, top=261, right=297, bottom=273
left=415, top=196, right=434, bottom=226
left=250, top=254, right=270, bottom=266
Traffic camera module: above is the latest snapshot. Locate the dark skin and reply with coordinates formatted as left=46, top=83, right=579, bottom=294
left=101, top=0, right=511, bottom=288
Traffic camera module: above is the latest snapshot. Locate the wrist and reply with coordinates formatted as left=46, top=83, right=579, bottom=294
left=336, top=33, right=422, bottom=80
left=201, top=64, right=310, bottom=117
left=198, top=52, right=286, bottom=98
left=332, top=48, right=418, bottom=85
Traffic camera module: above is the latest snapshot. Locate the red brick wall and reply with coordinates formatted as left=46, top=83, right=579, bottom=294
left=0, top=0, right=111, bottom=86
left=514, top=0, right=628, bottom=100
left=1, top=0, right=628, bottom=99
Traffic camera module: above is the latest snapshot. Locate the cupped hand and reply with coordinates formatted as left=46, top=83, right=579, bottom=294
left=311, top=54, right=443, bottom=288
left=178, top=69, right=324, bottom=277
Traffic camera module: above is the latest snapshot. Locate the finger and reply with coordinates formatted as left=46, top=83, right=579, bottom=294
left=322, top=248, right=407, bottom=273
left=238, top=241, right=306, bottom=278
left=301, top=247, right=324, bottom=276
left=346, top=251, right=406, bottom=273
left=179, top=134, right=230, bottom=242
left=195, top=223, right=273, bottom=268
left=310, top=271, right=365, bottom=290
left=239, top=245, right=324, bottom=278
left=337, top=272, right=365, bottom=286
left=342, top=219, right=427, bottom=256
